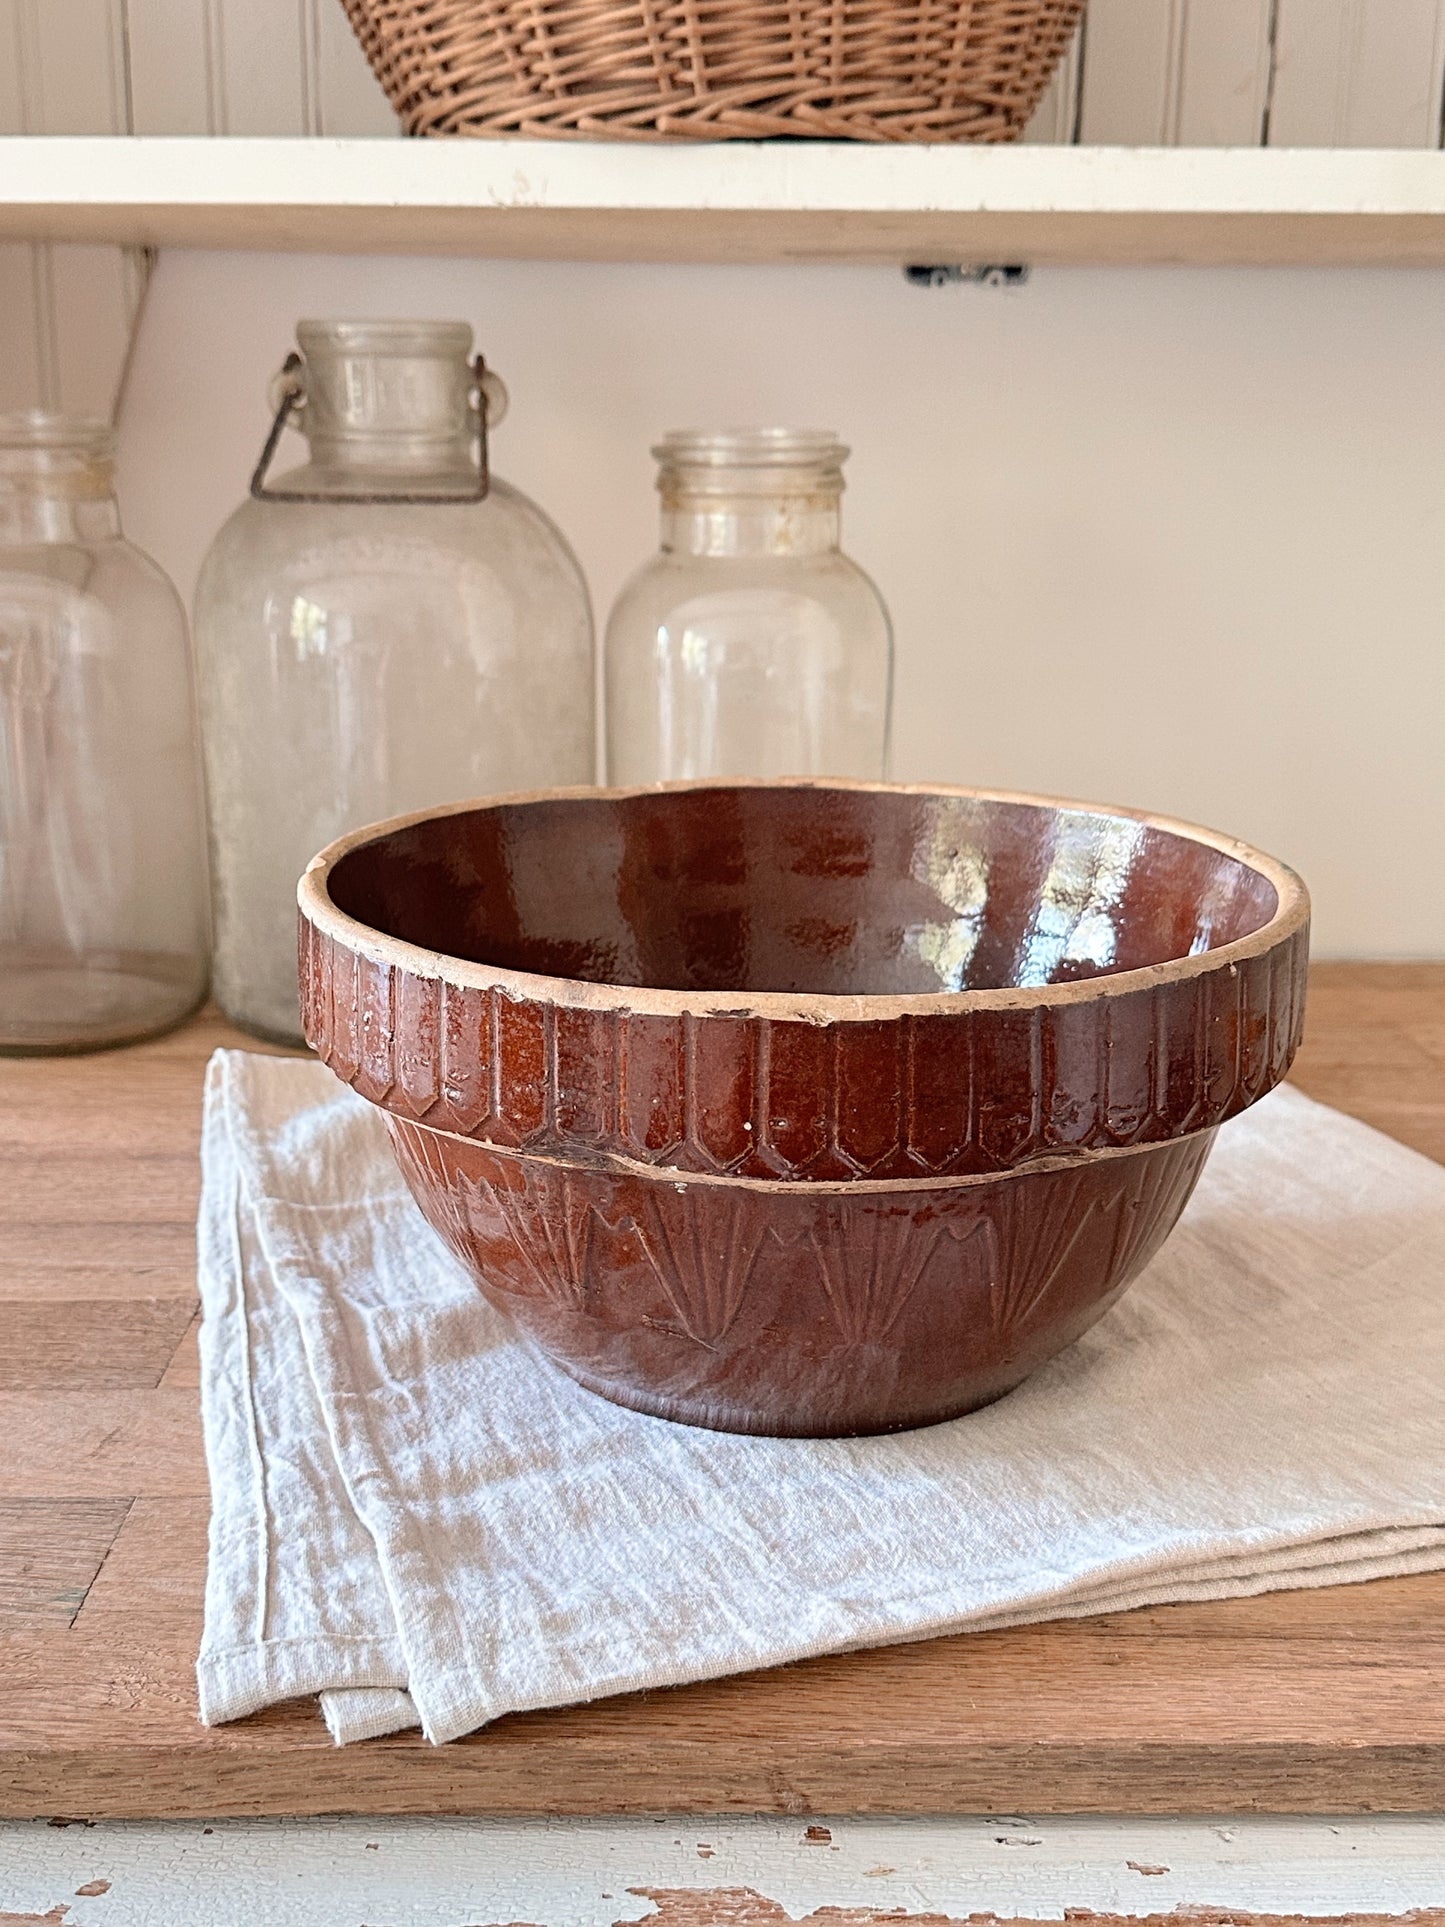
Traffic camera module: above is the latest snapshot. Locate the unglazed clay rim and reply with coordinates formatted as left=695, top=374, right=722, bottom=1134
left=404, top=1108, right=1211, bottom=1196
left=298, top=776, right=1310, bottom=1026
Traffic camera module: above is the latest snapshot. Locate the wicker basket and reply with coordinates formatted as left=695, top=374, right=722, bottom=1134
left=340, top=0, right=1086, bottom=143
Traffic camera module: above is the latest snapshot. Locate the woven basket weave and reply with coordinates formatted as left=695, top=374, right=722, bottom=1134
left=340, top=0, right=1086, bottom=143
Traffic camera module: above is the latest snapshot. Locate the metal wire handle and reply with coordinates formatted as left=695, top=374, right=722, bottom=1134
left=249, top=351, right=500, bottom=504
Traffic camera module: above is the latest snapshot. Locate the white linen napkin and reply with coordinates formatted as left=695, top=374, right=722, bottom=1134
left=195, top=1049, right=1445, bottom=1746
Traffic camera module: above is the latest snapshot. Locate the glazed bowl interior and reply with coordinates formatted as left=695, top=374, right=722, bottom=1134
left=323, top=784, right=1283, bottom=998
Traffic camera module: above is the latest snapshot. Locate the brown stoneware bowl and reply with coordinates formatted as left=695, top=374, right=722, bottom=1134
left=298, top=780, right=1310, bottom=1437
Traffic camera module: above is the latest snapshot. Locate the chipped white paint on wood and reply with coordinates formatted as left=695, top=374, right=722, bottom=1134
left=1269, top=0, right=1445, bottom=146
left=0, top=1814, right=1443, bottom=1926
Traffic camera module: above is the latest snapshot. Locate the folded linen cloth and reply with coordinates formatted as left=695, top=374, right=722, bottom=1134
left=196, top=1049, right=1445, bottom=1746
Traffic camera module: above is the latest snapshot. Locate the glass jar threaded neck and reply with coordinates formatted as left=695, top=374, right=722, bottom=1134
left=0, top=413, right=119, bottom=541
left=654, top=428, right=846, bottom=559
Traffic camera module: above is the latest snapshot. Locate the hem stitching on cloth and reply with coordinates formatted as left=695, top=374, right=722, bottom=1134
left=227, top=1061, right=498, bottom=1743
left=218, top=1054, right=275, bottom=1649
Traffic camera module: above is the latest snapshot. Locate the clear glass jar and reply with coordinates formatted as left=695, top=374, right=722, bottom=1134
left=0, top=414, right=209, bottom=1054
left=605, top=429, right=892, bottom=784
left=194, top=319, right=595, bottom=1045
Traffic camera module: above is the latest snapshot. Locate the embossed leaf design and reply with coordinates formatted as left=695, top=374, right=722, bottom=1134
left=456, top=1161, right=596, bottom=1311
left=983, top=1166, right=1137, bottom=1342
left=390, top=1120, right=472, bottom=1254
left=1107, top=1142, right=1208, bottom=1281
left=631, top=1187, right=768, bottom=1348
left=804, top=1207, right=989, bottom=1347
left=981, top=1147, right=1207, bottom=1344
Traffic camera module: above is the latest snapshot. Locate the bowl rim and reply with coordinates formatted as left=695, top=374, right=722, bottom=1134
left=298, top=776, right=1310, bottom=1025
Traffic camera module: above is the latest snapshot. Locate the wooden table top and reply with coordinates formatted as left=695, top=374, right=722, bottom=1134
left=0, top=963, right=1441, bottom=1820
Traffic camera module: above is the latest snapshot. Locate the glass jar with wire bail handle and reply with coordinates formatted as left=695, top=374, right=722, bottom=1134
left=193, top=319, right=595, bottom=1045
left=0, top=413, right=210, bottom=1053
left=604, top=428, right=892, bottom=784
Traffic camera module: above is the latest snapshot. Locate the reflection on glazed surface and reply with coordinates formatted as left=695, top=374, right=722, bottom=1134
left=328, top=785, right=1281, bottom=998
left=304, top=782, right=1308, bottom=1430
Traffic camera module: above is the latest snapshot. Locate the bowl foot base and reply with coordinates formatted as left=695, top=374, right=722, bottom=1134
left=537, top=1346, right=1022, bottom=1440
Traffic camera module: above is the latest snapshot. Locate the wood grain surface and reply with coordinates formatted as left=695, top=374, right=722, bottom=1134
left=0, top=966, right=1439, bottom=1820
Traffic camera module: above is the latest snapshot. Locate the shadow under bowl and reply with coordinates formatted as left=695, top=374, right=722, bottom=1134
left=298, top=778, right=1310, bottom=1437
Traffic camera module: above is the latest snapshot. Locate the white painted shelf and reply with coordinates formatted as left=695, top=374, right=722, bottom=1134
left=7, top=137, right=1445, bottom=264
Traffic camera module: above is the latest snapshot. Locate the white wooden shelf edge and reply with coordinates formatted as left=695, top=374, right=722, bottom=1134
left=5, top=137, right=1445, bottom=263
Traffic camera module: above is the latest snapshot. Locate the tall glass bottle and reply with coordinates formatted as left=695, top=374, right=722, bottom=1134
left=0, top=414, right=209, bottom=1052
left=605, top=429, right=892, bottom=784
left=194, top=319, right=595, bottom=1044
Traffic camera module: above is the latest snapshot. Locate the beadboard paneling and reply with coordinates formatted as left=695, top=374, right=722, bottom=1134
left=7, top=0, right=128, bottom=135
left=312, top=0, right=400, bottom=135
left=124, top=0, right=397, bottom=136
left=1268, top=0, right=1445, bottom=147
left=1022, top=23, right=1082, bottom=145
left=0, top=244, right=44, bottom=410
left=0, top=0, right=148, bottom=417
left=9, top=1, right=1445, bottom=149
left=1173, top=0, right=1276, bottom=145
left=0, top=240, right=147, bottom=416
left=46, top=244, right=148, bottom=418
left=213, top=0, right=317, bottom=135
left=0, top=0, right=392, bottom=420
left=1077, top=0, right=1187, bottom=144
left=127, top=0, right=224, bottom=136
left=0, top=4, right=22, bottom=132
left=1076, top=0, right=1276, bottom=146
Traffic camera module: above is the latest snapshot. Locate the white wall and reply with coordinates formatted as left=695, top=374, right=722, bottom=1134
left=116, top=247, right=1445, bottom=958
